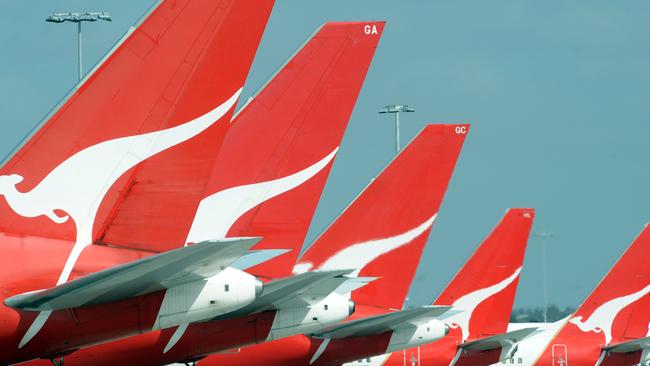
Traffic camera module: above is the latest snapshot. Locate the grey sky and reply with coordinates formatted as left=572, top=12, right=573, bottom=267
left=0, top=1, right=648, bottom=309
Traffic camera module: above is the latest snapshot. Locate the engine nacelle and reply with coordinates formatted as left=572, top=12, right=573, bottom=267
left=267, top=293, right=355, bottom=341
left=385, top=318, right=449, bottom=353
left=153, top=267, right=262, bottom=330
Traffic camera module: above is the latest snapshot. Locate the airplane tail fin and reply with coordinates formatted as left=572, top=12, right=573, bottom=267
left=183, top=21, right=384, bottom=278
left=296, top=124, right=469, bottom=309
left=0, top=0, right=274, bottom=244
left=536, top=223, right=650, bottom=364
left=434, top=208, right=534, bottom=341
left=574, top=224, right=650, bottom=341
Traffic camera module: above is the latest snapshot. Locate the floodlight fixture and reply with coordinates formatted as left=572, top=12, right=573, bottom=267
left=46, top=12, right=112, bottom=81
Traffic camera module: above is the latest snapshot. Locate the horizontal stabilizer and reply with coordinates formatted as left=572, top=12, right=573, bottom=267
left=314, top=305, right=452, bottom=339
left=215, top=270, right=355, bottom=318
left=602, top=336, right=650, bottom=354
left=5, top=237, right=261, bottom=311
left=276, top=272, right=374, bottom=308
left=460, top=327, right=538, bottom=351
left=267, top=270, right=356, bottom=308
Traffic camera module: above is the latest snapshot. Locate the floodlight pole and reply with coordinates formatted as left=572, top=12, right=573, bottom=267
left=379, top=105, right=415, bottom=154
left=394, top=111, right=400, bottom=153
left=533, top=230, right=554, bottom=323
left=46, top=12, right=112, bottom=81
left=542, top=241, right=548, bottom=322
left=78, top=22, right=82, bottom=81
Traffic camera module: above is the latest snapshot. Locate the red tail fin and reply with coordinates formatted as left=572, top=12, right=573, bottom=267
left=536, top=224, right=650, bottom=366
left=183, top=22, right=384, bottom=278
left=434, top=208, right=534, bottom=341
left=0, top=0, right=273, bottom=247
left=296, top=124, right=469, bottom=309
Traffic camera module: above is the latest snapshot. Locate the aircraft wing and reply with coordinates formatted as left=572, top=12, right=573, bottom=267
left=459, top=327, right=538, bottom=351
left=313, top=305, right=452, bottom=339
left=5, top=237, right=262, bottom=311
left=273, top=274, right=375, bottom=308
left=333, top=276, right=378, bottom=296
left=258, top=269, right=353, bottom=310
left=602, top=336, right=650, bottom=354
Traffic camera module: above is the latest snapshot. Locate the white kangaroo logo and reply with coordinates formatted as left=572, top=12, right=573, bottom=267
left=292, top=214, right=436, bottom=276
left=569, top=284, right=650, bottom=344
left=443, top=267, right=522, bottom=342
left=0, top=175, right=69, bottom=224
left=186, top=148, right=338, bottom=244
left=163, top=148, right=340, bottom=353
left=5, top=88, right=242, bottom=348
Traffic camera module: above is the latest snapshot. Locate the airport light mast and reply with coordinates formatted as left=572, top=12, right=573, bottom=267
left=46, top=12, right=112, bottom=81
left=379, top=104, right=415, bottom=153
left=533, top=230, right=555, bottom=322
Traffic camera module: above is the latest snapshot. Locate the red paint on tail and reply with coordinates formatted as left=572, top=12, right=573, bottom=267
left=435, top=208, right=534, bottom=339
left=383, top=208, right=534, bottom=366
left=0, top=0, right=273, bottom=250
left=202, top=21, right=384, bottom=279
left=298, top=124, right=469, bottom=309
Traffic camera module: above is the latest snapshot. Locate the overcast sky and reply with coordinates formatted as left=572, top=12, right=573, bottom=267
left=0, top=0, right=648, bottom=309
